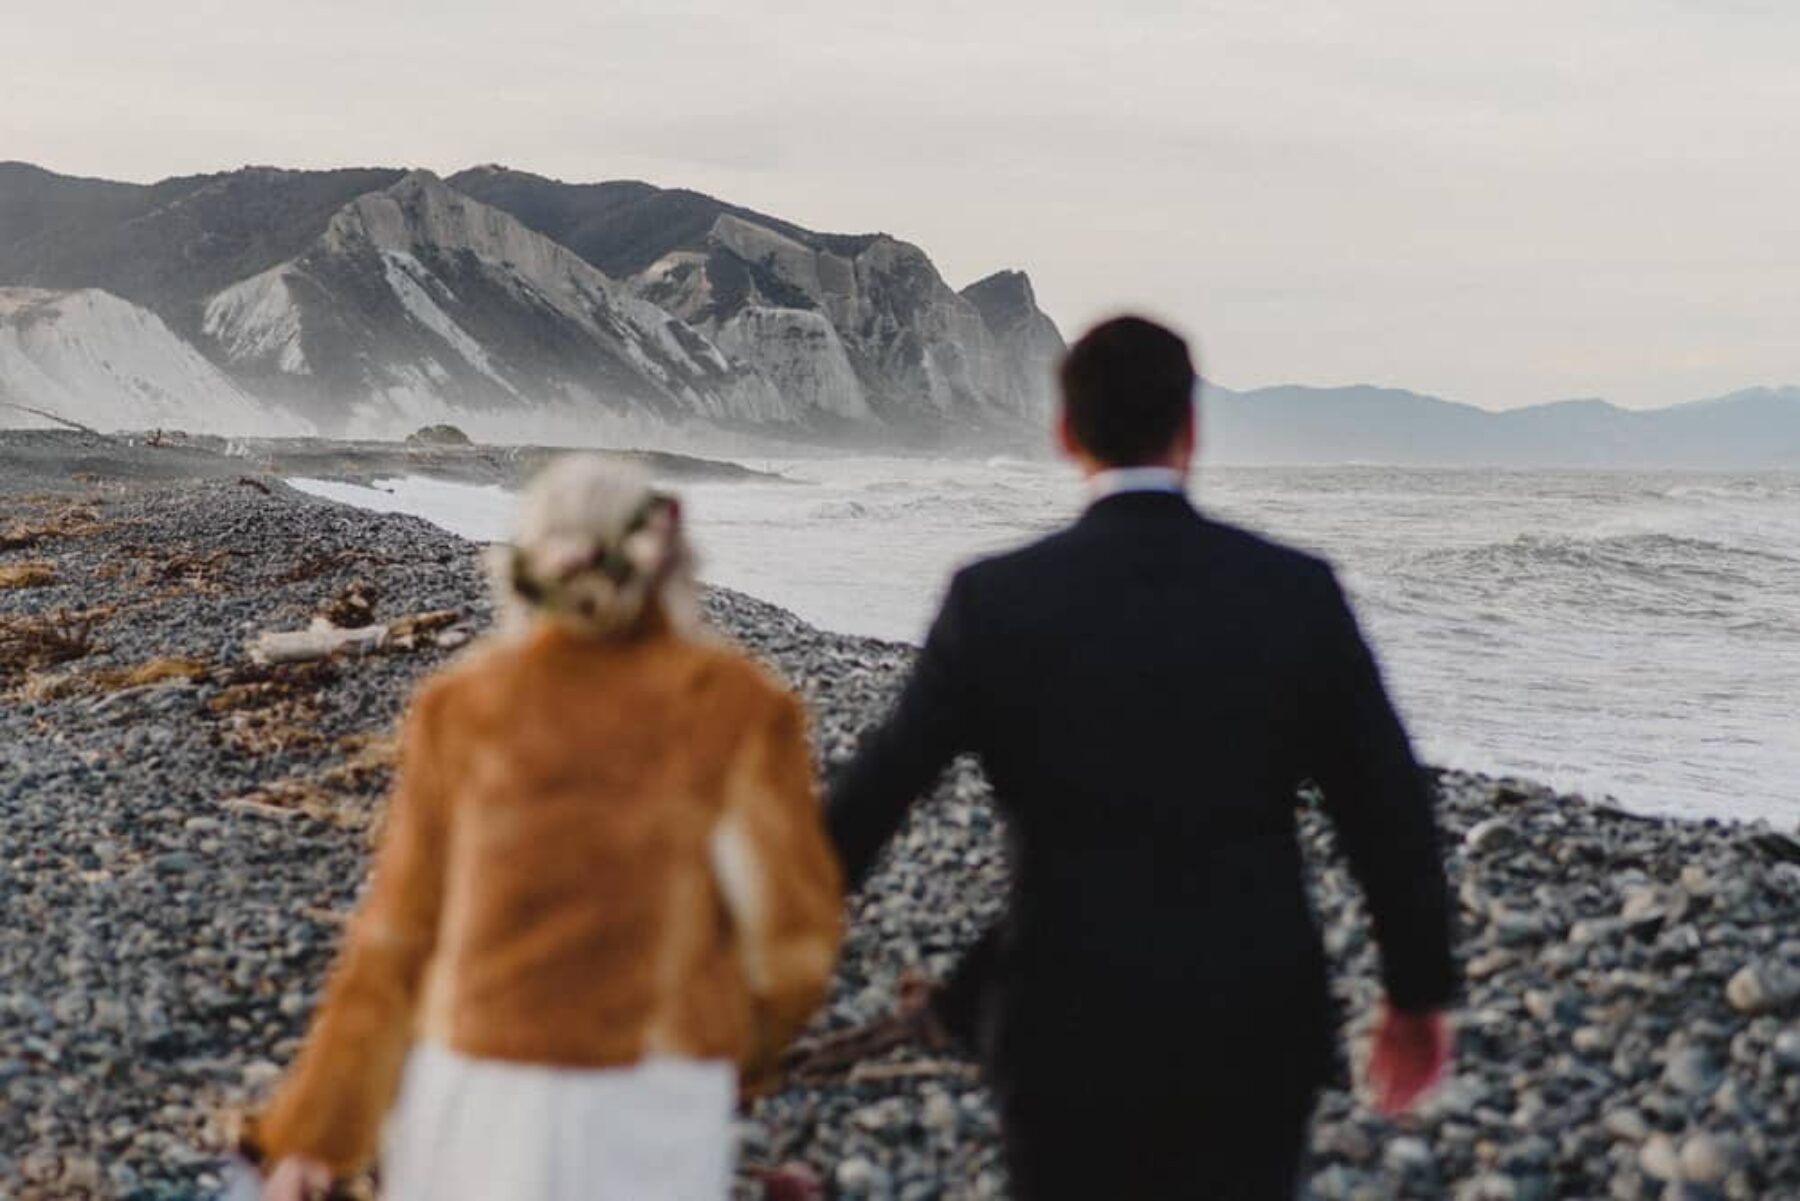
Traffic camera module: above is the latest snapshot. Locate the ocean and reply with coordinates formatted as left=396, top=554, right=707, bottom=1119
left=293, top=459, right=1800, bottom=827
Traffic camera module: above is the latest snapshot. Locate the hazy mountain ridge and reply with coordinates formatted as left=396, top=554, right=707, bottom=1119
left=1207, top=383, right=1800, bottom=467
left=0, top=165, right=409, bottom=338
left=0, top=162, right=1063, bottom=445
left=445, top=166, right=882, bottom=277
left=3, top=161, right=1795, bottom=464
left=0, top=162, right=149, bottom=253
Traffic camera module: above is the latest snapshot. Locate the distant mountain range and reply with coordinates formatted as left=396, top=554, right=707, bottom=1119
left=1204, top=384, right=1800, bottom=468
left=0, top=162, right=1063, bottom=446
left=2, top=161, right=1796, bottom=466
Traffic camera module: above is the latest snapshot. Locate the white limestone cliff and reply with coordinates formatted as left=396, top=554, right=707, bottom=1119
left=0, top=288, right=311, bottom=435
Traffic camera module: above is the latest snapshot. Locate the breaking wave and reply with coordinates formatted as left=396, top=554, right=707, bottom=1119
left=302, top=460, right=1800, bottom=826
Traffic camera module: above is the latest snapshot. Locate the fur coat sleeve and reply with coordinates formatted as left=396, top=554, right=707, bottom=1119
left=246, top=684, right=450, bottom=1176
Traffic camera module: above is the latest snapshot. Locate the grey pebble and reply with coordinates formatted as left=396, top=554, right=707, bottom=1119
left=6, top=471, right=1800, bottom=1199
left=1725, top=960, right=1800, bottom=1016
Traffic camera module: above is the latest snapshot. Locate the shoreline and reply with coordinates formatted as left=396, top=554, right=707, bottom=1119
left=0, top=427, right=786, bottom=495
left=4, top=469, right=1800, bottom=1198
left=9, top=427, right=1795, bottom=829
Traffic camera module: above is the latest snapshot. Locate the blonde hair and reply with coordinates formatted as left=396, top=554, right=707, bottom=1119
left=490, top=455, right=701, bottom=640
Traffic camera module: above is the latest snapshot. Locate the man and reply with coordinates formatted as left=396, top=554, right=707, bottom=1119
left=825, top=316, right=1457, bottom=1199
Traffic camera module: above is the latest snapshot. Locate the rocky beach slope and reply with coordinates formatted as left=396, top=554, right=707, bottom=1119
left=0, top=428, right=776, bottom=496
left=3, top=460, right=1800, bottom=1199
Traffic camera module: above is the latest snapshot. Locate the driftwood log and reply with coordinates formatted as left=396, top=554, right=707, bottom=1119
left=245, top=609, right=468, bottom=665
left=247, top=620, right=388, bottom=666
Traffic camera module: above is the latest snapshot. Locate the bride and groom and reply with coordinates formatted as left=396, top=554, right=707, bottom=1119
left=248, top=316, right=1456, bottom=1201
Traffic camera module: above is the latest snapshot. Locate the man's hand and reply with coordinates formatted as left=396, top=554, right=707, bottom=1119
left=1367, top=1004, right=1452, bottom=1116
left=262, top=1156, right=332, bottom=1201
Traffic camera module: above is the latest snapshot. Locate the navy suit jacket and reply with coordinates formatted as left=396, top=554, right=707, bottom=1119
left=826, top=491, right=1457, bottom=1096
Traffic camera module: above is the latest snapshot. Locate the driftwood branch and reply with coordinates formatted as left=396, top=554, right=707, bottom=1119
left=844, top=1059, right=980, bottom=1085
left=0, top=396, right=101, bottom=436
left=245, top=609, right=470, bottom=665
left=88, top=678, right=198, bottom=714
left=247, top=621, right=388, bottom=665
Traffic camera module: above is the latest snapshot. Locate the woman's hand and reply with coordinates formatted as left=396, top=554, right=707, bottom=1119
left=1368, top=1003, right=1452, bottom=1116
left=262, top=1156, right=332, bottom=1201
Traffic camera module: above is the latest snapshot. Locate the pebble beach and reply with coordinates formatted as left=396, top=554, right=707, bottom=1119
left=4, top=435, right=1800, bottom=1200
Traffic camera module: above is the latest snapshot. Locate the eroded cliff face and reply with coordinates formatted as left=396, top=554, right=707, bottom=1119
left=0, top=287, right=309, bottom=435
left=634, top=211, right=1059, bottom=433
left=705, top=305, right=870, bottom=424
left=3, top=162, right=1065, bottom=445
left=961, top=269, right=1066, bottom=424
left=199, top=173, right=787, bottom=438
left=456, top=167, right=1065, bottom=439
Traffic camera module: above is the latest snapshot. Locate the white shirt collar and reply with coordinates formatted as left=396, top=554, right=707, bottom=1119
left=1087, top=466, right=1188, bottom=503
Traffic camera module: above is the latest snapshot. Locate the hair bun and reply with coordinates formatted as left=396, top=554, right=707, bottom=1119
left=496, top=457, right=698, bottom=639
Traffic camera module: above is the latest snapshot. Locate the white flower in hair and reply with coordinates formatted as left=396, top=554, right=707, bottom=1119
left=492, top=456, right=700, bottom=640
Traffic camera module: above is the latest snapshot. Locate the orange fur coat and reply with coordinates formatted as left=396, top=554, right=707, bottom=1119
left=247, top=620, right=844, bottom=1176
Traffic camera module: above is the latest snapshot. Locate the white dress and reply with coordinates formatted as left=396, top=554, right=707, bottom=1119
left=379, top=1043, right=737, bottom=1201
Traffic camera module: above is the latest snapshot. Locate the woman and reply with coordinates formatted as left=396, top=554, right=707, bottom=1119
left=249, top=456, right=844, bottom=1201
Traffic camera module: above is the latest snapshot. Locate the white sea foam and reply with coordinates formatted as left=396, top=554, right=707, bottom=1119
left=292, top=460, right=1800, bottom=826
left=289, top=476, right=515, bottom=543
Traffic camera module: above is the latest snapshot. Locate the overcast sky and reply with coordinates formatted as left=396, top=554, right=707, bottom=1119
left=5, top=0, right=1796, bottom=409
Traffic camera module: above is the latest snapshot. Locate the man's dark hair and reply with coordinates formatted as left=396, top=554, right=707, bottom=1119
left=1058, top=316, right=1197, bottom=466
